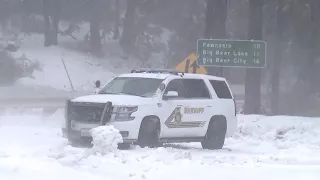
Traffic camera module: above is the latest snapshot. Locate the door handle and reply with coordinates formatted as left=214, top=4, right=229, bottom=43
left=206, top=105, right=212, bottom=107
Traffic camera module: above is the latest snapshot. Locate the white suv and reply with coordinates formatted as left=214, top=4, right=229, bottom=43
left=62, top=69, right=237, bottom=150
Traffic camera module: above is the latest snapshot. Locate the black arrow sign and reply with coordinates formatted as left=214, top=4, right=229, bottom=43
left=185, top=59, right=190, bottom=73
left=190, top=61, right=199, bottom=73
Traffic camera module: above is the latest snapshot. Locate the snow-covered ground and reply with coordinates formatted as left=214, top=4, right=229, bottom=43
left=1, top=26, right=171, bottom=104
left=11, top=34, right=130, bottom=92
left=4, top=21, right=168, bottom=93
left=2, top=30, right=245, bottom=98
left=0, top=110, right=320, bottom=180
left=1, top=23, right=320, bottom=180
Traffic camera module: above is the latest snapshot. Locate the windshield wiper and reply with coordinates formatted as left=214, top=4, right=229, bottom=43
left=99, top=92, right=145, bottom=97
left=98, top=92, right=116, bottom=95
left=118, top=92, right=146, bottom=97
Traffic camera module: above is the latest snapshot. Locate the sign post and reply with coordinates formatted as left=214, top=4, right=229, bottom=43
left=197, top=39, right=267, bottom=68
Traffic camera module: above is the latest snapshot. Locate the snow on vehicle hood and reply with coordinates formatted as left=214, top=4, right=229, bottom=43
left=71, top=94, right=155, bottom=106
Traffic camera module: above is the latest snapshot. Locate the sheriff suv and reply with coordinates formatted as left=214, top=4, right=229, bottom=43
left=62, top=69, right=237, bottom=150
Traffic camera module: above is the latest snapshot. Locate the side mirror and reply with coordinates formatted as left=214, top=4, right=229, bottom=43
left=163, top=91, right=178, bottom=100
left=159, top=83, right=166, bottom=91
left=95, top=80, right=101, bottom=88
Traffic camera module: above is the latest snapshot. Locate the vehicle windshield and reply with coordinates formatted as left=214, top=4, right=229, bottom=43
left=98, top=77, right=164, bottom=97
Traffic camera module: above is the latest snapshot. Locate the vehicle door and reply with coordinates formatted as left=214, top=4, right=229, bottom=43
left=159, top=78, right=193, bottom=138
left=179, top=78, right=213, bottom=137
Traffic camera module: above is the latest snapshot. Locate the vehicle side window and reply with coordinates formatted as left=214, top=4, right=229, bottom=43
left=181, top=79, right=211, bottom=99
left=209, top=80, right=232, bottom=99
left=164, top=79, right=186, bottom=98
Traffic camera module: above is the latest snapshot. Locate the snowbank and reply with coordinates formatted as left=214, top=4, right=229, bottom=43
left=236, top=115, right=320, bottom=146
left=90, top=125, right=123, bottom=155
left=1, top=110, right=320, bottom=180
left=0, top=108, right=64, bottom=127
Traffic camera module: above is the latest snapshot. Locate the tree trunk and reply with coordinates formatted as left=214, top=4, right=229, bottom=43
left=43, top=19, right=51, bottom=47
left=113, top=0, right=120, bottom=40
left=89, top=0, right=102, bottom=54
left=120, top=0, right=137, bottom=53
left=244, top=0, right=264, bottom=114
left=51, top=0, right=61, bottom=46
left=43, top=0, right=61, bottom=47
left=204, top=0, right=228, bottom=77
left=307, top=0, right=319, bottom=95
left=270, top=0, right=285, bottom=115
left=43, top=0, right=51, bottom=47
left=21, top=0, right=30, bottom=34
left=90, top=19, right=101, bottom=54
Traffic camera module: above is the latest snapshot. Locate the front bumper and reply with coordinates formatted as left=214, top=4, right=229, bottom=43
left=64, top=100, right=141, bottom=144
left=62, top=127, right=92, bottom=142
left=62, top=121, right=139, bottom=144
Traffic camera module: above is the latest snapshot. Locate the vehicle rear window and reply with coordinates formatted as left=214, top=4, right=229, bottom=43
left=209, top=80, right=232, bottom=99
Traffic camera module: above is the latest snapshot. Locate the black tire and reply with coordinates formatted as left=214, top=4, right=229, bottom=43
left=137, top=117, right=161, bottom=148
left=67, top=135, right=92, bottom=147
left=117, top=143, right=131, bottom=150
left=68, top=138, right=85, bottom=147
left=201, top=116, right=227, bottom=150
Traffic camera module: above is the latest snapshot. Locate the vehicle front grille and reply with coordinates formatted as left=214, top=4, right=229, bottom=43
left=69, top=102, right=113, bottom=123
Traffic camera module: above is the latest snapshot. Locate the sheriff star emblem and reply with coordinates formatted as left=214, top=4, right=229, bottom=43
left=173, top=109, right=182, bottom=124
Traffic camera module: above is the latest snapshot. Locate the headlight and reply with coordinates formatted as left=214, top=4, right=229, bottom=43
left=114, top=106, right=138, bottom=121
left=116, top=106, right=138, bottom=113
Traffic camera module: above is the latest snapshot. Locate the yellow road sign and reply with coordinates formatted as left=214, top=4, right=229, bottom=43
left=175, top=52, right=208, bottom=74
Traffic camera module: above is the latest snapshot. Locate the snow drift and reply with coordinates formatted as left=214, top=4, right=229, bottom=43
left=90, top=125, right=123, bottom=155
left=1, top=110, right=320, bottom=180
left=1, top=109, right=320, bottom=148
left=236, top=115, right=320, bottom=146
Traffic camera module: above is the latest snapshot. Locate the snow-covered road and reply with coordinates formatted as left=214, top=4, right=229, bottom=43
left=0, top=109, right=320, bottom=180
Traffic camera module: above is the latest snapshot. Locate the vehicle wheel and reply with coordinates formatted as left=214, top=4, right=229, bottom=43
left=67, top=137, right=83, bottom=147
left=137, top=117, right=162, bottom=148
left=67, top=135, right=92, bottom=147
left=201, top=116, right=227, bottom=150
left=117, top=143, right=131, bottom=150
